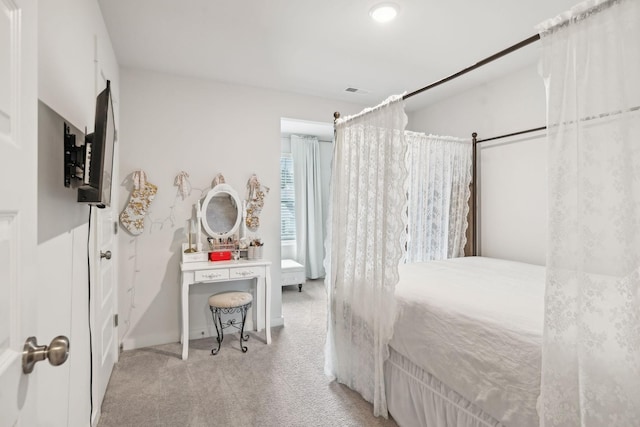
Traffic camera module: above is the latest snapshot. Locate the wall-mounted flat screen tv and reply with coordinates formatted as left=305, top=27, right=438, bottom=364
left=77, top=80, right=115, bottom=208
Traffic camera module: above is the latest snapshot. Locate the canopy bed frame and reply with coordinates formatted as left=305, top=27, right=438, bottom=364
left=329, top=1, right=640, bottom=425
left=329, top=33, right=550, bottom=427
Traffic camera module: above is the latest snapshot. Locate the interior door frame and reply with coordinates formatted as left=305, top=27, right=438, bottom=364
left=0, top=0, right=39, bottom=425
left=89, top=41, right=119, bottom=427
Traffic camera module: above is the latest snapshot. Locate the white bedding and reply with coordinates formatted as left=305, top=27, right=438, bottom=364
left=389, top=257, right=545, bottom=427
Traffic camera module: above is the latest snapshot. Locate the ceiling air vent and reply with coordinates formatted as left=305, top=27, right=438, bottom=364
left=345, top=87, right=370, bottom=94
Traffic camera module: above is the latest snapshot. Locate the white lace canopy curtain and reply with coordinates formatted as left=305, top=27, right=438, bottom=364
left=537, top=0, right=640, bottom=425
left=324, top=94, right=408, bottom=418
left=291, top=134, right=325, bottom=279
left=405, top=132, right=472, bottom=262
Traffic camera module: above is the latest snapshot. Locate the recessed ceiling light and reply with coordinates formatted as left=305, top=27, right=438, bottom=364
left=369, top=3, right=399, bottom=23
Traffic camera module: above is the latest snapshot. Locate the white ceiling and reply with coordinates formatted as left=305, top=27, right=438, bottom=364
left=98, top=0, right=579, bottom=113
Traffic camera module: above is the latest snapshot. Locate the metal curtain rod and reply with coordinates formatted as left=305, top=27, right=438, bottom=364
left=475, top=126, right=547, bottom=144
left=402, top=34, right=541, bottom=101
left=333, top=33, right=541, bottom=121
left=474, top=104, right=640, bottom=144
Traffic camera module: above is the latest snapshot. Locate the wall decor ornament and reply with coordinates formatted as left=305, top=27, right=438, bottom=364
left=245, top=174, right=269, bottom=231
left=120, top=170, right=157, bottom=235
left=212, top=173, right=226, bottom=188
left=174, top=171, right=191, bottom=200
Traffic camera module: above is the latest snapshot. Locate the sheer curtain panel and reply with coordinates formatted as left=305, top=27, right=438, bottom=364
left=291, top=135, right=325, bottom=279
left=324, top=95, right=408, bottom=417
left=538, top=0, right=640, bottom=425
left=405, top=132, right=472, bottom=262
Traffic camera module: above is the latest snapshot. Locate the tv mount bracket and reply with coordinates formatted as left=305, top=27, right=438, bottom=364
left=63, top=123, right=85, bottom=187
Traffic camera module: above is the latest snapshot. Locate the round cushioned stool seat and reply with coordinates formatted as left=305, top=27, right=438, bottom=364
left=208, top=291, right=253, bottom=308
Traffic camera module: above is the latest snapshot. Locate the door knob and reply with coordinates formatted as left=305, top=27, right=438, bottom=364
left=22, top=336, right=70, bottom=374
left=100, top=250, right=112, bottom=260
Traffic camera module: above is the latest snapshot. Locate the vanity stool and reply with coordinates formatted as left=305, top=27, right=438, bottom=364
left=208, top=291, right=253, bottom=355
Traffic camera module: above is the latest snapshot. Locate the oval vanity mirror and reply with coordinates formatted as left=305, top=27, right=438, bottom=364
left=200, top=183, right=242, bottom=238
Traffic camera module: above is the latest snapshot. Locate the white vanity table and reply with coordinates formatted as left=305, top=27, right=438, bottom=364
left=179, top=181, right=272, bottom=360
left=180, top=259, right=271, bottom=360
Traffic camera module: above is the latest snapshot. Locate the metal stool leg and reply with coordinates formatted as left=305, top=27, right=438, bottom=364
left=239, top=304, right=250, bottom=353
left=210, top=307, right=223, bottom=356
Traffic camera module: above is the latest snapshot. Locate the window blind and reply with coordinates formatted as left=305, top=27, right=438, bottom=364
left=280, top=154, right=296, bottom=241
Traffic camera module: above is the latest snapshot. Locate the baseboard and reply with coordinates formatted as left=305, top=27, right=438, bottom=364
left=122, top=317, right=285, bottom=351
left=121, top=332, right=176, bottom=351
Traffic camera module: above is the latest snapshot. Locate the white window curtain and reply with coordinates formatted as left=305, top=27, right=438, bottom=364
left=291, top=134, right=325, bottom=279
left=405, top=132, right=472, bottom=263
left=537, top=0, right=640, bottom=425
left=324, top=94, right=408, bottom=417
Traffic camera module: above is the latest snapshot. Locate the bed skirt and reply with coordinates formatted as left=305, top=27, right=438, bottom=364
left=384, top=348, right=505, bottom=427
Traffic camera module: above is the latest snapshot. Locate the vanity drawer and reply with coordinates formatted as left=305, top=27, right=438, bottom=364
left=195, top=269, right=230, bottom=282
left=230, top=266, right=263, bottom=279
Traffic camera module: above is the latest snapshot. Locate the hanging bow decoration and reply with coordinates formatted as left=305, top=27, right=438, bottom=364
left=132, top=170, right=148, bottom=190
left=174, top=171, right=191, bottom=200
left=212, top=173, right=226, bottom=188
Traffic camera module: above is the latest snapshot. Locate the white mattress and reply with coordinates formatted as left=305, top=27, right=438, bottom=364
left=389, top=257, right=545, bottom=427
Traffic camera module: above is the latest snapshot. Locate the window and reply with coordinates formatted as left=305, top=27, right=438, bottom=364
left=280, top=154, right=296, bottom=241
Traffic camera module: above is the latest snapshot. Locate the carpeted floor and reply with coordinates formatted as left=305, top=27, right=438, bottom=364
left=98, top=279, right=399, bottom=427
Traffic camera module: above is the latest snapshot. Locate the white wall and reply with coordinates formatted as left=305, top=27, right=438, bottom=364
left=408, top=64, right=548, bottom=265
left=118, top=68, right=365, bottom=350
left=37, top=0, right=119, bottom=425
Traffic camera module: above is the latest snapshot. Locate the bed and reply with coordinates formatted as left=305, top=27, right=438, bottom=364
left=385, top=256, right=545, bottom=427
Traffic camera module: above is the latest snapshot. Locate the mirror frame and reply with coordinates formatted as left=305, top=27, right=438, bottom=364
left=199, top=183, right=242, bottom=239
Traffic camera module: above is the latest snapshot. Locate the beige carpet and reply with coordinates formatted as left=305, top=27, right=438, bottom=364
left=98, top=279, right=399, bottom=427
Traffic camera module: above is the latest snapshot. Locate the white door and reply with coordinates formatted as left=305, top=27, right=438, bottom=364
left=91, top=206, right=117, bottom=424
left=0, top=0, right=40, bottom=426
left=90, top=65, right=118, bottom=426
